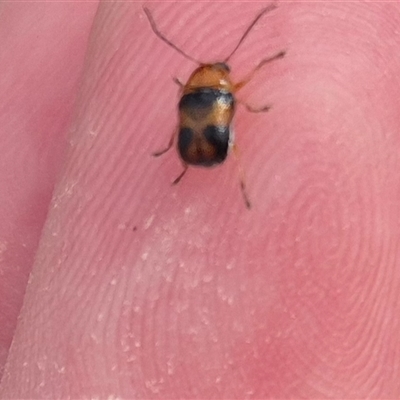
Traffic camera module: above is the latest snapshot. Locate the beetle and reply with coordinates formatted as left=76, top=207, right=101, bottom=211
left=144, top=5, right=285, bottom=208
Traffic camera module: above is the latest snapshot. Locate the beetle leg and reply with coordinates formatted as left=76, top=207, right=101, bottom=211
left=238, top=100, right=272, bottom=113
left=172, top=164, right=188, bottom=185
left=232, top=144, right=251, bottom=209
left=172, top=77, right=184, bottom=88
left=153, top=130, right=176, bottom=157
left=234, top=50, right=286, bottom=91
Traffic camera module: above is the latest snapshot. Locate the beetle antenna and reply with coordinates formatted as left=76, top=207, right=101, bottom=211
left=224, top=3, right=277, bottom=63
left=143, top=7, right=202, bottom=65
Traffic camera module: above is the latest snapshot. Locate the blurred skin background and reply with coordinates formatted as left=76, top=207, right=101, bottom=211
left=0, top=2, right=400, bottom=398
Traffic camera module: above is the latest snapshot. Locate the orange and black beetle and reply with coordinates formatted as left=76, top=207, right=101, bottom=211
left=144, top=5, right=285, bottom=208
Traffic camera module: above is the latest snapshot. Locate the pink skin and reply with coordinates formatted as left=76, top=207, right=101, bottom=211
left=1, top=2, right=400, bottom=397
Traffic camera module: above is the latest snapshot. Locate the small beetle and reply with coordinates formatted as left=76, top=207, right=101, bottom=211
left=144, top=5, right=285, bottom=208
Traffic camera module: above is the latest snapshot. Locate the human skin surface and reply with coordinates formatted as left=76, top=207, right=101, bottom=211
left=1, top=2, right=400, bottom=398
